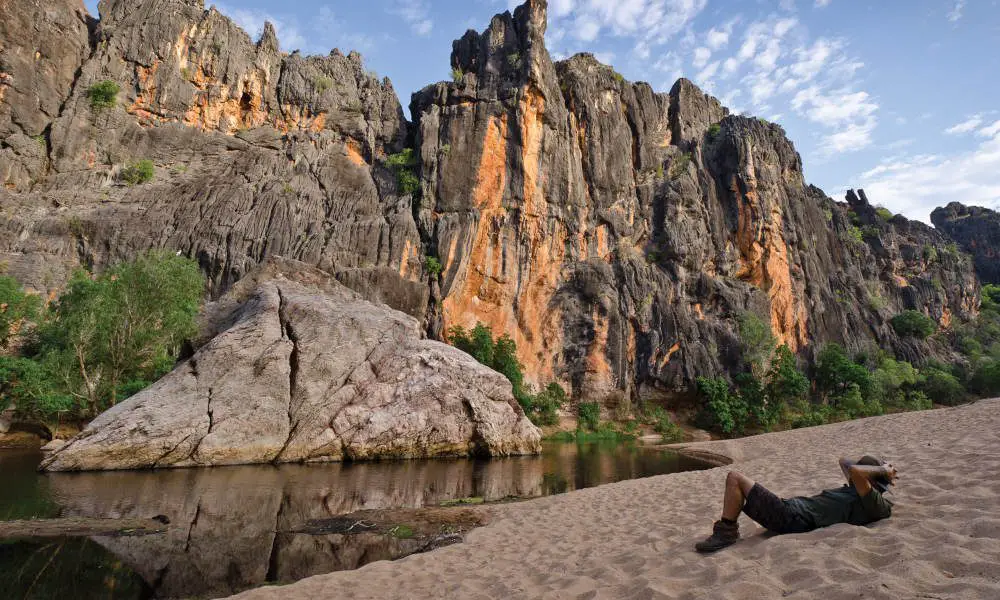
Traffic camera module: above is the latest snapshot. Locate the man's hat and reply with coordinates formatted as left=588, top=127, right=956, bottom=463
left=859, top=454, right=893, bottom=493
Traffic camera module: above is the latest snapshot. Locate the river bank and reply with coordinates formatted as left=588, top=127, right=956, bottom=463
left=230, top=398, right=1000, bottom=600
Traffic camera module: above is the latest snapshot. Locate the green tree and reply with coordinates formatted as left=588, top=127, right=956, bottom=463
left=446, top=323, right=564, bottom=424
left=873, top=357, right=919, bottom=407
left=531, top=382, right=566, bottom=426
left=890, top=310, right=937, bottom=339
left=738, top=312, right=776, bottom=380
left=31, top=251, right=204, bottom=417
left=0, top=357, right=73, bottom=421
left=763, top=344, right=809, bottom=426
left=815, top=343, right=875, bottom=401
left=970, top=360, right=1000, bottom=397
left=916, top=365, right=965, bottom=406
left=0, top=276, right=41, bottom=348
left=696, top=376, right=747, bottom=435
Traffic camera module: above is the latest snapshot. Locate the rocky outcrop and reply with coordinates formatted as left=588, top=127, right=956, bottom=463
left=931, top=202, right=1000, bottom=285
left=1, top=0, right=426, bottom=317
left=40, top=259, right=541, bottom=471
left=0, top=0, right=987, bottom=409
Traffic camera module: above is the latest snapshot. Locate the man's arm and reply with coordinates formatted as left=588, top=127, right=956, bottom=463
left=846, top=461, right=898, bottom=497
left=839, top=457, right=855, bottom=482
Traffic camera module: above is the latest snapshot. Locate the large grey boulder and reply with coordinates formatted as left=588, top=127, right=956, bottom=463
left=40, top=259, right=541, bottom=472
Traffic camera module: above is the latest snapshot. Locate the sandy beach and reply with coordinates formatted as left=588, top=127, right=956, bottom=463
left=230, top=399, right=1000, bottom=600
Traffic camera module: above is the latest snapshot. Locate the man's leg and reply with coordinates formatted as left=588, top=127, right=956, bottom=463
left=695, top=471, right=755, bottom=553
left=722, top=471, right=756, bottom=521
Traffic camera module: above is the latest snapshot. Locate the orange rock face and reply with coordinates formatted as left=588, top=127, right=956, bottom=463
left=441, top=88, right=567, bottom=386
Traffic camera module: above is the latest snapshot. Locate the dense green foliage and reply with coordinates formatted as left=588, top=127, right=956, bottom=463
left=707, top=123, right=721, bottom=139
left=874, top=206, right=894, bottom=220
left=696, top=376, right=747, bottom=435
left=0, top=252, right=204, bottom=421
left=891, top=310, right=937, bottom=339
left=577, top=402, right=600, bottom=431
left=0, top=276, right=41, bottom=347
left=446, top=323, right=566, bottom=426
left=386, top=148, right=421, bottom=197
left=120, top=159, right=155, bottom=185
left=87, top=80, right=120, bottom=109
left=425, top=256, right=443, bottom=277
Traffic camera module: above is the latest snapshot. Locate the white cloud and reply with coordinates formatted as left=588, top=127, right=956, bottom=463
left=696, top=60, right=720, bottom=83
left=545, top=0, right=708, bottom=58
left=947, top=0, right=966, bottom=22
left=389, top=0, right=433, bottom=36
left=859, top=130, right=1000, bottom=223
left=815, top=0, right=832, bottom=6
left=576, top=16, right=602, bottom=41
left=792, top=87, right=878, bottom=124
left=692, top=47, right=712, bottom=68
left=212, top=3, right=307, bottom=52
left=550, top=0, right=575, bottom=18
left=945, top=114, right=985, bottom=135
left=979, top=119, right=1000, bottom=138
left=653, top=51, right=683, bottom=83
left=594, top=51, right=617, bottom=66
left=705, top=21, right=735, bottom=51
left=792, top=86, right=878, bottom=152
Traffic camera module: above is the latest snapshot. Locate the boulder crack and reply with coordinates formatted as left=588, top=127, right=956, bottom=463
left=275, top=287, right=300, bottom=461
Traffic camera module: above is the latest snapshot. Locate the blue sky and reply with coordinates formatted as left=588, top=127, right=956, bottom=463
left=82, top=0, right=1000, bottom=222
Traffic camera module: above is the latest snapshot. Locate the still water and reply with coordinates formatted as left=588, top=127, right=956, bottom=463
left=1, top=441, right=708, bottom=599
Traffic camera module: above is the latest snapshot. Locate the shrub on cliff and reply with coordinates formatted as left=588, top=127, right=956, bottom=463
left=425, top=256, right=443, bottom=277
left=120, top=160, right=155, bottom=185
left=87, top=80, right=120, bottom=110
left=386, top=149, right=420, bottom=197
left=12, top=251, right=204, bottom=419
left=890, top=310, right=937, bottom=339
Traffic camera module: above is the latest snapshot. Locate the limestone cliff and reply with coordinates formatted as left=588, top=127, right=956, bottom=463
left=410, top=2, right=979, bottom=402
left=0, top=0, right=986, bottom=408
left=931, top=202, right=1000, bottom=285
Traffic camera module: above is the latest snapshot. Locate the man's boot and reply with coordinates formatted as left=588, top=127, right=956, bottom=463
left=695, top=519, right=739, bottom=553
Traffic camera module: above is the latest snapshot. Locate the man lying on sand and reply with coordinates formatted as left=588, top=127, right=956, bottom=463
left=696, top=455, right=897, bottom=552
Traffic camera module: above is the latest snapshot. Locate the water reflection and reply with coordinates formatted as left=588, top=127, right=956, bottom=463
left=1, top=442, right=707, bottom=599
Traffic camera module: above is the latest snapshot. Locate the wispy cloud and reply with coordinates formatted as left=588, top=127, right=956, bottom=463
left=211, top=3, right=307, bottom=52
left=815, top=0, right=832, bottom=7
left=390, top=0, right=433, bottom=36
left=945, top=114, right=985, bottom=135
left=947, top=0, right=966, bottom=22
left=544, top=0, right=708, bottom=54
left=859, top=126, right=1000, bottom=223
